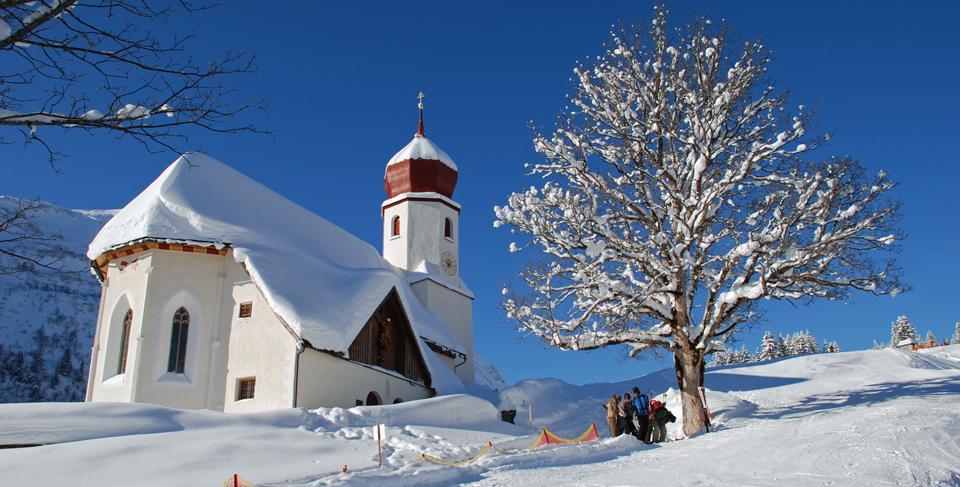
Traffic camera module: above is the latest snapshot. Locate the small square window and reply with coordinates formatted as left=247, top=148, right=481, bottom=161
left=237, top=377, right=256, bottom=400
left=238, top=302, right=253, bottom=318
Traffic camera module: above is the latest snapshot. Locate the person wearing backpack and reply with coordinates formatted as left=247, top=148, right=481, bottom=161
left=631, top=387, right=651, bottom=443
left=649, top=399, right=677, bottom=443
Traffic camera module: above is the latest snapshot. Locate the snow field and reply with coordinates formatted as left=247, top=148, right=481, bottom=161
left=1, top=346, right=958, bottom=486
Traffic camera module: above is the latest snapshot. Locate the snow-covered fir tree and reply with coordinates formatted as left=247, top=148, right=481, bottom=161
left=925, top=330, right=937, bottom=347
left=495, top=6, right=904, bottom=435
left=780, top=331, right=818, bottom=356
left=794, top=331, right=819, bottom=355
left=736, top=346, right=752, bottom=364
left=953, top=323, right=960, bottom=345
left=756, top=331, right=780, bottom=361
left=890, top=316, right=917, bottom=347
left=777, top=335, right=789, bottom=357
left=872, top=340, right=883, bottom=350
left=709, top=350, right=731, bottom=367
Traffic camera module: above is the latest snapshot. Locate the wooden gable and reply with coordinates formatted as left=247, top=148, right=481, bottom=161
left=348, top=289, right=431, bottom=386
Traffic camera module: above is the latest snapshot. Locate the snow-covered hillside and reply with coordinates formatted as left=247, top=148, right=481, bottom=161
left=1, top=346, right=958, bottom=486
left=0, top=196, right=113, bottom=402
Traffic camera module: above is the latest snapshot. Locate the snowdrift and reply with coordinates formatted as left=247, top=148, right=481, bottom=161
left=1, top=346, right=958, bottom=486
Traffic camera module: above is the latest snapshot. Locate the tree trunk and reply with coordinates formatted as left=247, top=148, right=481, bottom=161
left=674, top=347, right=708, bottom=436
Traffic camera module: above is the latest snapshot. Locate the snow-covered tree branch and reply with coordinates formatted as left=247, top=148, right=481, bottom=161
left=495, top=6, right=905, bottom=435
left=0, top=0, right=265, bottom=163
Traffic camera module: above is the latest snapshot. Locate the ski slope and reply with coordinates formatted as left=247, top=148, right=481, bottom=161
left=1, top=346, right=958, bottom=486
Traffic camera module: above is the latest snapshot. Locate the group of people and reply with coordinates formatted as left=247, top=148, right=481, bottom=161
left=605, top=386, right=676, bottom=444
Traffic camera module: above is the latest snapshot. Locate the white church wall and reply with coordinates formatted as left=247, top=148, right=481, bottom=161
left=126, top=250, right=229, bottom=410
left=382, top=203, right=410, bottom=269
left=383, top=199, right=459, bottom=276
left=410, top=280, right=475, bottom=382
left=89, top=258, right=149, bottom=403
left=222, top=278, right=298, bottom=413
left=296, top=349, right=432, bottom=409
left=410, top=200, right=459, bottom=274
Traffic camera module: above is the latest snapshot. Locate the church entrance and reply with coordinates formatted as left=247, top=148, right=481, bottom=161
left=348, top=289, right=431, bottom=386
left=365, top=391, right=381, bottom=406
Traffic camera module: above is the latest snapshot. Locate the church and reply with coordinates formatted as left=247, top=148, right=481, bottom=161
left=84, top=100, right=475, bottom=412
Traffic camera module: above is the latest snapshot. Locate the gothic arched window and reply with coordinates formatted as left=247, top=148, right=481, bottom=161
left=444, top=218, right=453, bottom=239
left=117, top=309, right=133, bottom=374
left=167, top=307, right=190, bottom=374
left=391, top=216, right=401, bottom=237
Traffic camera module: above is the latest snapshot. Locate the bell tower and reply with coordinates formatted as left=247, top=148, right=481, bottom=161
left=382, top=92, right=461, bottom=280
left=381, top=93, right=474, bottom=381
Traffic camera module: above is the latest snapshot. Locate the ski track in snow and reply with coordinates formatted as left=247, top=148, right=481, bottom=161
left=1, top=347, right=959, bottom=486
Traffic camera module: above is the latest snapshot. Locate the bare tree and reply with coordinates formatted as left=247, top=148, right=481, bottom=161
left=495, top=7, right=904, bottom=436
left=0, top=0, right=263, bottom=163
left=0, top=196, right=66, bottom=275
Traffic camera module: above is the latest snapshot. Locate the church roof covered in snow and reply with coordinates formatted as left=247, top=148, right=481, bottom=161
left=387, top=136, right=457, bottom=171
left=88, top=153, right=465, bottom=393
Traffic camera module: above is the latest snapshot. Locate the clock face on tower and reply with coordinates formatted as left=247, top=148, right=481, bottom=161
left=440, top=251, right=458, bottom=276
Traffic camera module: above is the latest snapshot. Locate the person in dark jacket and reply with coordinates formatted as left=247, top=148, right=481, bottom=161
left=631, top=387, right=651, bottom=443
left=649, top=400, right=676, bottom=443
left=619, top=392, right=636, bottom=437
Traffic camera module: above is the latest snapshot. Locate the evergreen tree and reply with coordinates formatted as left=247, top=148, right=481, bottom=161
left=737, top=346, right=752, bottom=364
left=783, top=334, right=798, bottom=356
left=925, top=330, right=937, bottom=348
left=710, top=351, right=729, bottom=367
left=791, top=330, right=818, bottom=355
left=872, top=340, right=883, bottom=350
left=890, top=315, right=917, bottom=347
left=10, top=351, right=26, bottom=382
left=57, top=347, right=73, bottom=377
left=952, top=322, right=960, bottom=345
left=756, top=331, right=780, bottom=362
left=776, top=335, right=789, bottom=357
left=25, top=327, right=49, bottom=402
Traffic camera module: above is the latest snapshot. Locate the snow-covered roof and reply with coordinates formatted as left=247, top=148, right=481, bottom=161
left=88, top=153, right=465, bottom=393
left=387, top=136, right=457, bottom=171
left=406, top=260, right=474, bottom=299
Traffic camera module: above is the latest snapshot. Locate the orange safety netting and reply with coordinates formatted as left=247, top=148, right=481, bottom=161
left=418, top=423, right=600, bottom=468
left=527, top=423, right=599, bottom=449
left=419, top=442, right=494, bottom=467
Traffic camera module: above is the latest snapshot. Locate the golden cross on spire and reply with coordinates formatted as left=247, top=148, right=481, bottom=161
left=416, top=91, right=425, bottom=137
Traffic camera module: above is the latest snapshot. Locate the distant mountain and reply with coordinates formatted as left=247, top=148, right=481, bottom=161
left=474, top=354, right=508, bottom=391
left=0, top=196, right=113, bottom=402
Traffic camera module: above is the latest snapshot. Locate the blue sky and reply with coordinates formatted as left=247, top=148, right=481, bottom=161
left=3, top=1, right=959, bottom=385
